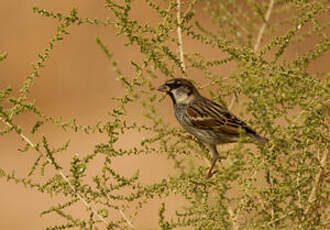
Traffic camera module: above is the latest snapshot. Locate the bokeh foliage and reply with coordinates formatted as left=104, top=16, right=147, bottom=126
left=0, top=0, right=329, bottom=229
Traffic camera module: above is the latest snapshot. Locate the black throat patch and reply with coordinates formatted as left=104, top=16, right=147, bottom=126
left=168, top=91, right=176, bottom=105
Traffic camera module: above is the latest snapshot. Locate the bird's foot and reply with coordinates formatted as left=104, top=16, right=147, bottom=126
left=206, top=169, right=218, bottom=179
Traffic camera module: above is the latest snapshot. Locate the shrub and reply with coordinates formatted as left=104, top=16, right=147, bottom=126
left=0, top=0, right=329, bottom=229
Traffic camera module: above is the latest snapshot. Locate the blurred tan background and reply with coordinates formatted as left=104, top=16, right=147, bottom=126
left=0, top=1, right=197, bottom=229
left=0, top=0, right=328, bottom=229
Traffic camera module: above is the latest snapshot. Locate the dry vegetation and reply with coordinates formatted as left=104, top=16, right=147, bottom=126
left=0, top=0, right=329, bottom=229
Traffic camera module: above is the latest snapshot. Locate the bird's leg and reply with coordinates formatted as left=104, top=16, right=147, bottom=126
left=206, top=156, right=218, bottom=179
left=206, top=144, right=219, bottom=179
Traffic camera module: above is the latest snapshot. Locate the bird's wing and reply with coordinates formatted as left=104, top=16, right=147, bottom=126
left=186, top=99, right=257, bottom=137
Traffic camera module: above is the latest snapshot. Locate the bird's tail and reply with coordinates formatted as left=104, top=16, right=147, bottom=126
left=250, top=133, right=268, bottom=144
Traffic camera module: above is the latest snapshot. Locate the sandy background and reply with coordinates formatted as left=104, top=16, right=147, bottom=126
left=0, top=0, right=328, bottom=229
left=0, top=1, right=202, bottom=229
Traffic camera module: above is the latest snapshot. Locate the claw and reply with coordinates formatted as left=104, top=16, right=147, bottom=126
left=206, top=169, right=217, bottom=179
left=206, top=158, right=218, bottom=179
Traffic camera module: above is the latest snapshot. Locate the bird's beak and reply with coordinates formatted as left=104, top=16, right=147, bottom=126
left=157, top=83, right=170, bottom=93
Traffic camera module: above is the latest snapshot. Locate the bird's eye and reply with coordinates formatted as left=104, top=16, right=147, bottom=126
left=166, top=79, right=183, bottom=90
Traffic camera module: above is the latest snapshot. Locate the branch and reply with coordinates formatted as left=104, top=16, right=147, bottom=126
left=228, top=95, right=236, bottom=110
left=229, top=0, right=274, bottom=110
left=265, top=211, right=294, bottom=227
left=304, top=147, right=328, bottom=215
left=254, top=0, right=274, bottom=53
left=0, top=117, right=109, bottom=225
left=119, top=207, right=136, bottom=229
left=106, top=193, right=136, bottom=229
left=228, top=206, right=239, bottom=230
left=176, top=0, right=186, bottom=73
left=0, top=117, right=135, bottom=229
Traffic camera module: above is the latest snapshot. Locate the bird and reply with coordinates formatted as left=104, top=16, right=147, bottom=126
left=157, top=78, right=268, bottom=178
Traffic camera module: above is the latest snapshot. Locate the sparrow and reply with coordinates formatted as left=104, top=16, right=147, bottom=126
left=157, top=78, right=268, bottom=178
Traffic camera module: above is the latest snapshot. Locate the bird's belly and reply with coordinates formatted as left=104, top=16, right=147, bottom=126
left=182, top=124, right=237, bottom=144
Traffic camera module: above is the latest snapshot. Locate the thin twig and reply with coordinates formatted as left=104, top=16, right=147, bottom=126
left=105, top=194, right=136, bottom=229
left=119, top=209, right=136, bottom=229
left=229, top=0, right=274, bottom=110
left=0, top=117, right=109, bottom=225
left=57, top=171, right=109, bottom=225
left=198, top=80, right=217, bottom=89
left=302, top=100, right=330, bottom=219
left=304, top=147, right=328, bottom=215
left=0, top=116, right=134, bottom=228
left=228, top=95, right=236, bottom=110
left=228, top=206, right=239, bottom=230
left=265, top=211, right=294, bottom=227
left=176, top=0, right=186, bottom=73
left=254, top=0, right=275, bottom=53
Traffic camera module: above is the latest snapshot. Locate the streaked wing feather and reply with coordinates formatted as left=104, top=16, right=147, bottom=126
left=186, top=99, right=257, bottom=137
left=221, top=122, right=240, bottom=135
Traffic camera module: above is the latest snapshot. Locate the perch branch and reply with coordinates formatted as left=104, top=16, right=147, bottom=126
left=177, top=0, right=186, bottom=73
left=0, top=117, right=135, bottom=228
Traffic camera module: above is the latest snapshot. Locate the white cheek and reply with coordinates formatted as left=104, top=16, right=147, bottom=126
left=172, top=89, right=192, bottom=103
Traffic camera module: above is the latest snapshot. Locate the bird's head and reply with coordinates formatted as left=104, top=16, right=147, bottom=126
left=157, top=78, right=199, bottom=104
